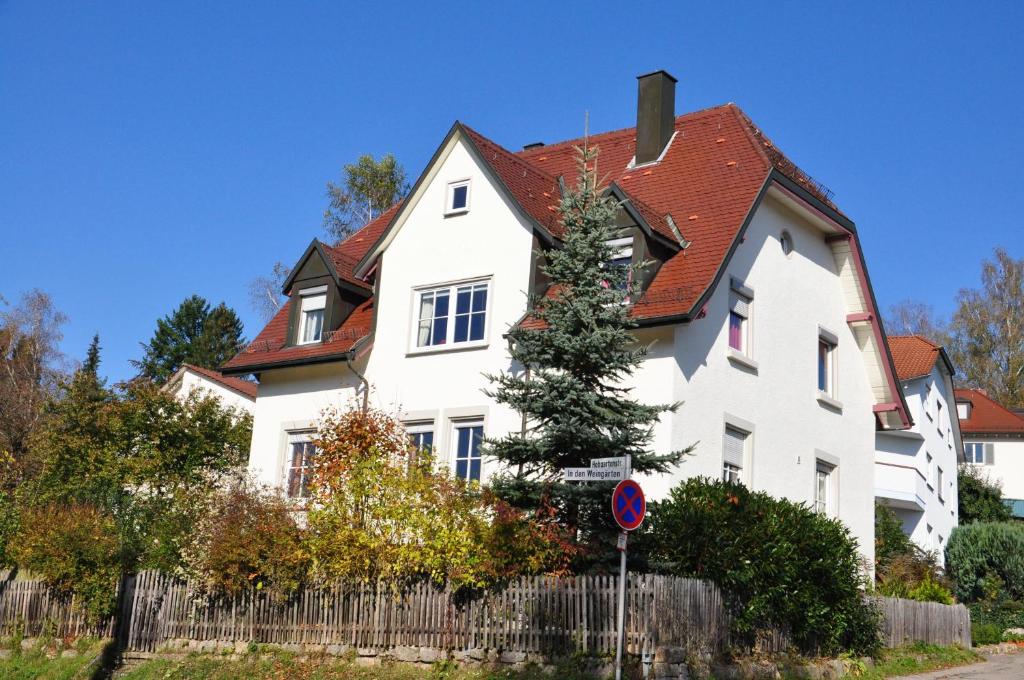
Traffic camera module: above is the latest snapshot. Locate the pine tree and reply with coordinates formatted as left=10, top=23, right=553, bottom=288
left=485, top=143, right=688, bottom=570
left=82, top=334, right=101, bottom=379
left=133, top=296, right=245, bottom=383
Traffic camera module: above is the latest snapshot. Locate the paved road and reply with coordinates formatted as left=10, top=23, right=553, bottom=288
left=893, top=653, right=1024, bottom=679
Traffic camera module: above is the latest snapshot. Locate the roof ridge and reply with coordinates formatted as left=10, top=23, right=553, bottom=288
left=516, top=103, right=739, bottom=158
left=889, top=334, right=941, bottom=347
left=461, top=124, right=561, bottom=185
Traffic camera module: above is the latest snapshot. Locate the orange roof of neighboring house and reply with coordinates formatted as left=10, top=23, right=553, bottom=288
left=955, top=388, right=1024, bottom=435
left=886, top=335, right=950, bottom=381
left=180, top=364, right=257, bottom=400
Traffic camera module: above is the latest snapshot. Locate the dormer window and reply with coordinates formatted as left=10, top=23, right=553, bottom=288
left=297, top=286, right=327, bottom=345
left=446, top=179, right=470, bottom=215
left=604, top=237, right=634, bottom=292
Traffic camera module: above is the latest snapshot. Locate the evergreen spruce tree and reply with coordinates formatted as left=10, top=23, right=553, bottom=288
left=133, top=296, right=245, bottom=383
left=486, top=143, right=688, bottom=570
left=82, top=333, right=101, bottom=379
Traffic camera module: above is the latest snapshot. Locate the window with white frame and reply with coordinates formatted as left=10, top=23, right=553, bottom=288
left=415, top=281, right=489, bottom=349
left=406, top=422, right=434, bottom=454
left=603, top=236, right=633, bottom=293
left=728, top=280, right=753, bottom=355
left=814, top=461, right=836, bottom=516
left=452, top=420, right=484, bottom=482
left=926, top=452, right=934, bottom=489
left=446, top=179, right=470, bottom=215
left=817, top=330, right=837, bottom=397
left=722, top=426, right=748, bottom=485
left=937, top=401, right=944, bottom=433
left=937, top=466, right=945, bottom=502
left=285, top=431, right=317, bottom=499
left=957, top=401, right=971, bottom=420
left=924, top=383, right=934, bottom=420
left=964, top=442, right=989, bottom=465
left=297, top=286, right=327, bottom=345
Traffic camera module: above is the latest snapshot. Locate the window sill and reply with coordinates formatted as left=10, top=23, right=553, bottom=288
left=407, top=341, right=489, bottom=357
left=727, top=349, right=759, bottom=373
left=816, top=391, right=844, bottom=413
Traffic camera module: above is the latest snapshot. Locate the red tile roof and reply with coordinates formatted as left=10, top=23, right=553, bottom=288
left=517, top=104, right=812, bottom=320
left=181, top=364, right=257, bottom=399
left=956, top=388, right=1024, bottom=435
left=227, top=102, right=903, bottom=422
left=887, top=335, right=945, bottom=381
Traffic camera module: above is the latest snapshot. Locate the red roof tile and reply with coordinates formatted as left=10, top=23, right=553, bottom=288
left=956, top=388, right=1024, bottom=434
left=518, top=104, right=783, bottom=319
left=223, top=297, right=374, bottom=372
left=181, top=364, right=258, bottom=399
left=461, top=125, right=563, bottom=236
left=887, top=335, right=944, bottom=381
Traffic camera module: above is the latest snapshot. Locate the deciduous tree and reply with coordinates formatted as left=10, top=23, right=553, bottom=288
left=948, top=248, right=1024, bottom=408
left=323, top=153, right=408, bottom=243
left=884, top=300, right=949, bottom=345
left=0, top=289, right=67, bottom=465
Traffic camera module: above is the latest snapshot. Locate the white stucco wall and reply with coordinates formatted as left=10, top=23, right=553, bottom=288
left=172, top=369, right=255, bottom=416
left=247, top=362, right=362, bottom=487
left=875, top=364, right=960, bottom=560
left=963, top=437, right=1024, bottom=501
left=651, top=195, right=878, bottom=564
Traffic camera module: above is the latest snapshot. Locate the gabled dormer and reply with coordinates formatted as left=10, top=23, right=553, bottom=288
left=280, top=240, right=372, bottom=348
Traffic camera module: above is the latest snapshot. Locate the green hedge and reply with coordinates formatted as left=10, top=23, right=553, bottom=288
left=648, top=477, right=881, bottom=656
left=945, top=522, right=1024, bottom=602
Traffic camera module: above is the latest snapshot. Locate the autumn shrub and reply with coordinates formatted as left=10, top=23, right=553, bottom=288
left=649, top=477, right=881, bottom=656
left=305, top=406, right=571, bottom=591
left=876, top=551, right=953, bottom=603
left=12, top=504, right=122, bottom=623
left=181, top=482, right=307, bottom=600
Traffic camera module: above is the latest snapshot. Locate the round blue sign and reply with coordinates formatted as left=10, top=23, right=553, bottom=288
left=612, top=480, right=646, bottom=531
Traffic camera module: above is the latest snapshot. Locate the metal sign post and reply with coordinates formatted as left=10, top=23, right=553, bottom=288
left=610, top=458, right=645, bottom=680
left=558, top=454, right=642, bottom=680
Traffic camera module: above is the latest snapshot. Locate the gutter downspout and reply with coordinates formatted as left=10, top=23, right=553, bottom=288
left=345, top=352, right=369, bottom=412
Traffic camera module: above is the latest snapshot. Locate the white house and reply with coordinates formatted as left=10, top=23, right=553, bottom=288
left=163, top=363, right=257, bottom=416
left=956, top=388, right=1024, bottom=519
left=874, top=336, right=961, bottom=560
left=222, top=71, right=913, bottom=565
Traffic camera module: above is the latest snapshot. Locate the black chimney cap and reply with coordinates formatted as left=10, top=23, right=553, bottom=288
left=636, top=69, right=678, bottom=83
left=522, top=141, right=545, bottom=150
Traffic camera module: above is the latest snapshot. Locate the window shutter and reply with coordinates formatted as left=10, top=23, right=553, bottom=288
left=730, top=292, right=750, bottom=317
left=723, top=427, right=746, bottom=468
left=985, top=443, right=995, bottom=466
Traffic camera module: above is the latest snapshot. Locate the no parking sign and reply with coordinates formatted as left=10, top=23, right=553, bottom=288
left=611, top=479, right=645, bottom=531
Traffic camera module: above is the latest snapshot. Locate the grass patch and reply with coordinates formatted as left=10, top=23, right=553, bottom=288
left=117, top=652, right=600, bottom=680
left=0, top=637, right=109, bottom=680
left=859, top=642, right=982, bottom=678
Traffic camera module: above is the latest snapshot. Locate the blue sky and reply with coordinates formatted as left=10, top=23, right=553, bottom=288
left=2, top=1, right=1022, bottom=382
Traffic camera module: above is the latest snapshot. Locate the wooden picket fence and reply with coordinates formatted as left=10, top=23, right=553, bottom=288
left=876, top=596, right=971, bottom=648
left=0, top=572, right=116, bottom=640
left=122, top=571, right=727, bottom=655
left=0, top=570, right=972, bottom=656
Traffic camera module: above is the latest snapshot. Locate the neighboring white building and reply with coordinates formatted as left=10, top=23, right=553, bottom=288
left=223, top=71, right=914, bottom=566
left=956, top=388, right=1024, bottom=519
left=164, top=363, right=257, bottom=416
left=875, top=336, right=961, bottom=561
